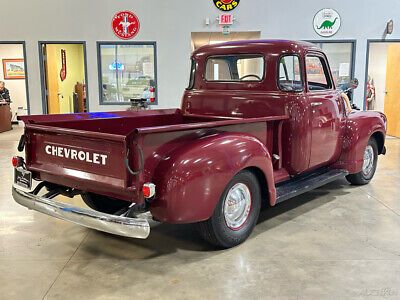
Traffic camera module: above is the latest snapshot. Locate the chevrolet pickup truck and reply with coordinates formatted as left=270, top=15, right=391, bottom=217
left=12, top=40, right=387, bottom=248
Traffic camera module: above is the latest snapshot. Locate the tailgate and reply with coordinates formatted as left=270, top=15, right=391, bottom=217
left=24, top=124, right=136, bottom=200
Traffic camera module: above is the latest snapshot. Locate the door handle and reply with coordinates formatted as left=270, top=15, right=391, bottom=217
left=311, top=102, right=322, bottom=107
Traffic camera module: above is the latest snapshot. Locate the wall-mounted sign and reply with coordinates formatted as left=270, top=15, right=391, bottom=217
left=60, top=49, right=67, bottom=81
left=112, top=11, right=140, bottom=40
left=213, top=0, right=239, bottom=12
left=219, top=14, right=233, bottom=25
left=222, top=25, right=230, bottom=35
left=313, top=8, right=341, bottom=37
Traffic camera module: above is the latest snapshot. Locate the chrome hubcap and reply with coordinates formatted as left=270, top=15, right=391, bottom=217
left=362, top=145, right=374, bottom=176
left=223, top=183, right=252, bottom=230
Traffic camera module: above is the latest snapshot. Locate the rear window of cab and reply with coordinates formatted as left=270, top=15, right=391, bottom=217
left=205, top=54, right=265, bottom=82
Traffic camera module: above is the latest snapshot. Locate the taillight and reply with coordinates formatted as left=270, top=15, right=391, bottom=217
left=143, top=183, right=156, bottom=198
left=12, top=156, right=23, bottom=167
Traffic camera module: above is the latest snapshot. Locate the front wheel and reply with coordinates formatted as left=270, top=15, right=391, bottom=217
left=196, top=170, right=261, bottom=248
left=346, top=138, right=378, bottom=185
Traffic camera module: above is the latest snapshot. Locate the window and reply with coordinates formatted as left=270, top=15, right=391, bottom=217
left=205, top=55, right=264, bottom=82
left=98, top=42, right=157, bottom=104
left=278, top=55, right=303, bottom=92
left=187, top=59, right=196, bottom=90
left=310, top=42, right=354, bottom=88
left=306, top=56, right=332, bottom=90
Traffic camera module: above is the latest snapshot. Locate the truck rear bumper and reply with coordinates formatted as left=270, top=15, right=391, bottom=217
left=12, top=186, right=150, bottom=239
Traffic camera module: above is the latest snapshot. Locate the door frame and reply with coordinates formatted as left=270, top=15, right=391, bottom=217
left=0, top=41, right=31, bottom=115
left=38, top=41, right=90, bottom=114
left=364, top=39, right=400, bottom=110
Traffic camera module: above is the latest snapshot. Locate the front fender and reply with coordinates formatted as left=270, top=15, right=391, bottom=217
left=333, top=110, right=386, bottom=174
left=150, top=133, right=275, bottom=223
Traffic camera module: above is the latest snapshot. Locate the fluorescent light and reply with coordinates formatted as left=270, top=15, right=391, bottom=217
left=209, top=41, right=227, bottom=45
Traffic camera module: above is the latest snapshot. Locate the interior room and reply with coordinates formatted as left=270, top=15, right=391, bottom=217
left=367, top=41, right=400, bottom=137
left=0, top=43, right=28, bottom=133
left=40, top=43, right=87, bottom=114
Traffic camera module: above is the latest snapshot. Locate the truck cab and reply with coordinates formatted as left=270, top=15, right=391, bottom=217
left=13, top=40, right=387, bottom=248
left=183, top=40, right=385, bottom=179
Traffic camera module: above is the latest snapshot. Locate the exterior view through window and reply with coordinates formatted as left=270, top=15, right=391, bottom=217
left=205, top=55, right=264, bottom=81
left=305, top=56, right=332, bottom=90
left=278, top=55, right=303, bottom=92
left=99, top=43, right=156, bottom=103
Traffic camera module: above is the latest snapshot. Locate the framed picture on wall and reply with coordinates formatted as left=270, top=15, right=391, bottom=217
left=2, top=59, right=25, bottom=79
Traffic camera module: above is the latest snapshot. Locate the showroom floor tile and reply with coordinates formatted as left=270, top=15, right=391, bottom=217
left=1, top=127, right=399, bottom=299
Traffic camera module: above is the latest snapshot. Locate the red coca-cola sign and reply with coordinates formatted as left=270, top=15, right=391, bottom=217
left=112, top=11, right=140, bottom=40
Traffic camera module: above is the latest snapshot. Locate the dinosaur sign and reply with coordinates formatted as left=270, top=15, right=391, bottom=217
left=313, top=8, right=341, bottom=37
left=112, top=11, right=140, bottom=40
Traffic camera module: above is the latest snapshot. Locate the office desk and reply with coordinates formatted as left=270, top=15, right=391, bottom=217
left=0, top=103, right=12, bottom=133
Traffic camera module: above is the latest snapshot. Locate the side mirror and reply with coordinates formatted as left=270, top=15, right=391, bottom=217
left=349, top=78, right=359, bottom=90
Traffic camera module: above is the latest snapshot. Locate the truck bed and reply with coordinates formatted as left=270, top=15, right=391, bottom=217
left=20, top=109, right=288, bottom=203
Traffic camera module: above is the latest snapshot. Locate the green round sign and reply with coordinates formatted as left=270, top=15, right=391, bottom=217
left=313, top=8, right=341, bottom=37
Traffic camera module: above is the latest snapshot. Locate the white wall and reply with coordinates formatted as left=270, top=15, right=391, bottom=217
left=0, top=44, right=28, bottom=118
left=368, top=43, right=388, bottom=112
left=0, top=0, right=399, bottom=114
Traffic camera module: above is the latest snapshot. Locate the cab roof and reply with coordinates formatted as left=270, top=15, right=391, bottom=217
left=192, top=40, right=320, bottom=59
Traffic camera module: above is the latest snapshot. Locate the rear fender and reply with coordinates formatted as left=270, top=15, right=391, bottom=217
left=333, top=111, right=386, bottom=174
left=150, top=133, right=275, bottom=223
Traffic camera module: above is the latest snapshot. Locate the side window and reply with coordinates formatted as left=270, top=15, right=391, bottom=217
left=187, top=59, right=196, bottom=90
left=278, top=55, right=303, bottom=92
left=306, top=56, right=332, bottom=91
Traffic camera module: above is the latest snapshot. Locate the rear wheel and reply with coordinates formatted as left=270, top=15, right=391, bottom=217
left=81, top=193, right=130, bottom=214
left=346, top=138, right=378, bottom=185
left=196, top=170, right=261, bottom=248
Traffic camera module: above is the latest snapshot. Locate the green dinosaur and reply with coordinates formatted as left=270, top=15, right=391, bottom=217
left=317, top=17, right=338, bottom=29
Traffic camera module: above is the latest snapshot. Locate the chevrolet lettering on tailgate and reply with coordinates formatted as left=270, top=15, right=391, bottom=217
left=45, top=145, right=108, bottom=165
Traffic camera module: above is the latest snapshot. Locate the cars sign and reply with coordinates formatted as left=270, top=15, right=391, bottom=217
left=213, top=0, right=239, bottom=12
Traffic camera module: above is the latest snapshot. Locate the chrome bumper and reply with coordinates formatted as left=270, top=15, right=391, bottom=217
left=12, top=186, right=150, bottom=239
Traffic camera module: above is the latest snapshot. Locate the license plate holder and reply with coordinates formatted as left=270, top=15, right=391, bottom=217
left=14, top=167, right=32, bottom=190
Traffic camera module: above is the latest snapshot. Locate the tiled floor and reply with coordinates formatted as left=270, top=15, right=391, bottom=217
left=1, top=125, right=399, bottom=299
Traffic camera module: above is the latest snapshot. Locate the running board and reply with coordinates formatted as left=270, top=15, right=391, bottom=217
left=275, top=169, right=348, bottom=204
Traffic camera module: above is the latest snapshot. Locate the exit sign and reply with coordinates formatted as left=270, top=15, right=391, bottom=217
left=219, top=14, right=233, bottom=25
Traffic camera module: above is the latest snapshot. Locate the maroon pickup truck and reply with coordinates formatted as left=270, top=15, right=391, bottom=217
left=12, top=40, right=387, bottom=248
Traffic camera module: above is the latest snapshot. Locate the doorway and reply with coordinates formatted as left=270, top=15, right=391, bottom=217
left=365, top=40, right=400, bottom=137
left=191, top=31, right=261, bottom=51
left=39, top=42, right=89, bottom=114
left=0, top=42, right=30, bottom=120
